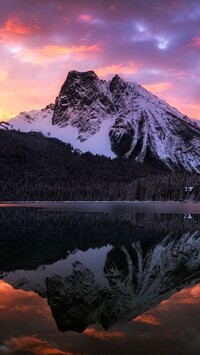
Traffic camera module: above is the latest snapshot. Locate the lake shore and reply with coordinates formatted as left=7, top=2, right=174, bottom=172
left=1, top=200, right=200, bottom=214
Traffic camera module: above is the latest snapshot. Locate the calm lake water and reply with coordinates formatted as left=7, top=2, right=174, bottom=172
left=1, top=202, right=200, bottom=355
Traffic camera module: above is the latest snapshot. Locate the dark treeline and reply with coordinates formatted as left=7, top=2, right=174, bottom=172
left=1, top=130, right=200, bottom=201
left=0, top=208, right=200, bottom=272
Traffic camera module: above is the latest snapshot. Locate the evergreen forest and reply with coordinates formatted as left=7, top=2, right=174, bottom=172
left=1, top=130, right=200, bottom=201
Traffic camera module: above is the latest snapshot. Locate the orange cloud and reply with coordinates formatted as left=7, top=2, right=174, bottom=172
left=134, top=314, right=161, bottom=326
left=191, top=284, right=200, bottom=297
left=0, top=280, right=49, bottom=318
left=0, top=16, right=40, bottom=46
left=164, top=95, right=200, bottom=119
left=0, top=15, right=39, bottom=42
left=0, top=17, right=31, bottom=35
left=0, top=281, right=12, bottom=292
left=184, top=104, right=200, bottom=119
left=5, top=336, right=73, bottom=355
left=143, top=82, right=172, bottom=94
left=152, top=285, right=200, bottom=314
left=9, top=43, right=101, bottom=65
left=40, top=44, right=101, bottom=58
left=95, top=62, right=141, bottom=78
left=0, top=281, right=74, bottom=354
left=167, top=284, right=200, bottom=305
left=84, top=327, right=126, bottom=340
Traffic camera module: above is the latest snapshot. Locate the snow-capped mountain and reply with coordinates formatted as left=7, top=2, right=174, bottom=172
left=3, top=70, right=200, bottom=172
left=0, top=121, right=12, bottom=130
left=2, top=230, right=200, bottom=332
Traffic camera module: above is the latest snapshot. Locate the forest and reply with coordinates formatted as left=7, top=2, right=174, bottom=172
left=1, top=129, right=200, bottom=201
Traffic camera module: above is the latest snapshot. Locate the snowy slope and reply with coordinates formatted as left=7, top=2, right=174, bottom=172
left=4, top=70, right=200, bottom=171
left=2, top=231, right=200, bottom=332
left=8, top=103, right=115, bottom=157
left=0, top=121, right=12, bottom=130
left=192, top=118, right=200, bottom=127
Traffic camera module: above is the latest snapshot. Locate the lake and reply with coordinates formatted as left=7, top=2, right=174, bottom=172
left=1, top=202, right=200, bottom=355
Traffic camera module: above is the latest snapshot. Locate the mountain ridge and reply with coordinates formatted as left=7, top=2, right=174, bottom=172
left=2, top=70, right=200, bottom=172
left=2, top=227, right=200, bottom=332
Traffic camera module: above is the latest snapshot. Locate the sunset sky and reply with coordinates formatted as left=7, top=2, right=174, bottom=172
left=1, top=0, right=200, bottom=121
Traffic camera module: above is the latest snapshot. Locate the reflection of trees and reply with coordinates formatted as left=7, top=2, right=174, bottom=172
left=1, top=207, right=200, bottom=272
left=2, top=206, right=200, bottom=333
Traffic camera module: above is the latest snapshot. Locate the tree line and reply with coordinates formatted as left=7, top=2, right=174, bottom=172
left=1, top=130, right=200, bottom=201
left=0, top=207, right=199, bottom=272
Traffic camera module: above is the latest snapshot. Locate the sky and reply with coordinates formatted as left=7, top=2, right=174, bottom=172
left=0, top=0, right=200, bottom=121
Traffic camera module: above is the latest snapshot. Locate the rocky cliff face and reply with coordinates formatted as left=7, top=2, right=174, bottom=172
left=3, top=70, right=200, bottom=172
left=52, top=70, right=200, bottom=171
left=2, top=229, right=200, bottom=332
left=46, top=231, right=200, bottom=332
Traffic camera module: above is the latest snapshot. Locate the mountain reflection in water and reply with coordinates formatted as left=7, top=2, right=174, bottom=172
left=0, top=206, right=200, bottom=354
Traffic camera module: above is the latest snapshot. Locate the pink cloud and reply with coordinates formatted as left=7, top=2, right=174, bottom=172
left=190, top=37, right=200, bottom=46
left=0, top=15, right=40, bottom=43
left=79, top=14, right=91, bottom=22
left=0, top=16, right=31, bottom=35
left=40, top=44, right=101, bottom=58
left=0, top=0, right=200, bottom=122
left=95, top=62, right=141, bottom=78
left=143, top=82, right=172, bottom=94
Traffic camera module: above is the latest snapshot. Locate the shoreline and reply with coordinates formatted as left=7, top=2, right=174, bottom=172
left=0, top=200, right=199, bottom=203
left=1, top=200, right=200, bottom=214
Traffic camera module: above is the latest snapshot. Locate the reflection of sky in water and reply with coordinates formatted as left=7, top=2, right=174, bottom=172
left=1, top=206, right=200, bottom=354
left=2, top=245, right=112, bottom=292
left=0, top=280, right=200, bottom=355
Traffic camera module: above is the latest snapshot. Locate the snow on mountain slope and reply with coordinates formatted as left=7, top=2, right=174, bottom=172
left=0, top=121, right=12, bottom=130
left=46, top=231, right=200, bottom=331
left=192, top=118, right=200, bottom=127
left=7, top=103, right=115, bottom=157
left=2, top=231, right=200, bottom=332
left=4, top=70, right=200, bottom=171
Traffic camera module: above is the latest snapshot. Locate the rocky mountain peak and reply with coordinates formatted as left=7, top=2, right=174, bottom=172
left=4, top=228, right=200, bottom=333
left=67, top=69, right=99, bottom=81
left=109, top=74, right=127, bottom=92
left=52, top=70, right=115, bottom=134
left=5, top=70, right=200, bottom=172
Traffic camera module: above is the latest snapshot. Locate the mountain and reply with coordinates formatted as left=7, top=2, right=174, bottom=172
left=2, top=70, right=200, bottom=172
left=0, top=121, right=12, bottom=130
left=46, top=232, right=200, bottom=332
left=2, top=224, right=200, bottom=332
